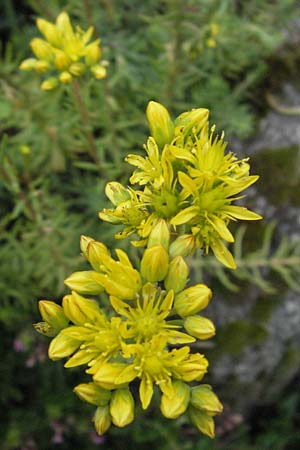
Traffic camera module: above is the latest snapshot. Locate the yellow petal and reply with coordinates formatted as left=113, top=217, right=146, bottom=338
left=210, top=239, right=236, bottom=269
left=170, top=206, right=199, bottom=226
left=223, top=205, right=262, bottom=221
left=189, top=406, right=215, bottom=438
left=110, top=388, right=135, bottom=427
left=207, top=215, right=234, bottom=243
left=139, top=377, right=154, bottom=410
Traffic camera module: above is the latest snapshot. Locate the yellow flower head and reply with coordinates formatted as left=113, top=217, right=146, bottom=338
left=100, top=102, right=261, bottom=268
left=115, top=335, right=208, bottom=410
left=36, top=235, right=221, bottom=436
left=20, top=11, right=107, bottom=88
left=34, top=101, right=261, bottom=437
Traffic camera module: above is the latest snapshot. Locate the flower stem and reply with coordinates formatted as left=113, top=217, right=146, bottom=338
left=72, top=79, right=102, bottom=169
left=83, top=0, right=92, bottom=23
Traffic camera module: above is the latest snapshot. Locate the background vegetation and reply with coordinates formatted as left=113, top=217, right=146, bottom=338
left=1, top=0, right=300, bottom=449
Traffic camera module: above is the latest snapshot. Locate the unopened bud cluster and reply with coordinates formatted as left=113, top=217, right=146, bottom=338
left=20, top=12, right=107, bottom=90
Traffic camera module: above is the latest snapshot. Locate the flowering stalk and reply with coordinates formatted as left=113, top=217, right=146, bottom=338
left=34, top=96, right=261, bottom=438
left=20, top=11, right=107, bottom=169
left=72, top=78, right=101, bottom=166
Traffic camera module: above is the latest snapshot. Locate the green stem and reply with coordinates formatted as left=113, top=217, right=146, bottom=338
left=72, top=79, right=102, bottom=169
left=194, top=256, right=300, bottom=269
left=165, top=0, right=184, bottom=104
left=266, top=92, right=300, bottom=115
left=152, top=422, right=181, bottom=450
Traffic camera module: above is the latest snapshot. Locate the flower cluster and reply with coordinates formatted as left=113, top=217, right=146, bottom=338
left=100, top=101, right=261, bottom=269
left=20, top=12, right=107, bottom=90
left=36, top=226, right=222, bottom=437
left=35, top=100, right=260, bottom=438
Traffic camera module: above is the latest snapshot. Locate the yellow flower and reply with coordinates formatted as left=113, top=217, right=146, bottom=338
left=20, top=11, right=106, bottom=87
left=34, top=100, right=263, bottom=435
left=169, top=124, right=261, bottom=267
left=76, top=240, right=143, bottom=299
left=99, top=187, right=150, bottom=240
left=115, top=336, right=208, bottom=410
left=110, top=283, right=194, bottom=344
left=100, top=102, right=260, bottom=264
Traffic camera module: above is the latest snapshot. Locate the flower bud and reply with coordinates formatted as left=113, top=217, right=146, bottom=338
left=59, top=71, right=72, bottom=84
left=105, top=182, right=131, bottom=206
left=175, top=353, right=208, bottom=382
left=48, top=331, right=81, bottom=360
left=147, top=219, right=170, bottom=250
left=33, top=321, right=55, bottom=337
left=36, top=18, right=61, bottom=47
left=20, top=145, right=30, bottom=155
left=190, top=385, right=223, bottom=415
left=164, top=256, right=189, bottom=293
left=38, top=300, right=68, bottom=330
left=62, top=291, right=103, bottom=325
left=146, top=101, right=174, bottom=148
left=91, top=64, right=107, bottom=79
left=69, top=62, right=85, bottom=77
left=110, top=388, right=135, bottom=427
left=56, top=12, right=73, bottom=34
left=175, top=108, right=209, bottom=138
left=174, top=284, right=212, bottom=317
left=184, top=315, right=215, bottom=340
left=169, top=234, right=196, bottom=258
left=206, top=38, right=217, bottom=48
left=189, top=406, right=215, bottom=438
left=80, top=235, right=93, bottom=257
left=85, top=40, right=101, bottom=65
left=30, top=38, right=53, bottom=61
left=41, top=77, right=58, bottom=91
left=96, top=270, right=141, bottom=300
left=93, top=405, right=111, bottom=435
left=19, top=58, right=37, bottom=71
left=86, top=239, right=110, bottom=271
left=140, top=244, right=169, bottom=283
left=160, top=381, right=190, bottom=419
left=35, top=60, right=49, bottom=73
left=74, top=382, right=111, bottom=406
left=64, top=271, right=104, bottom=295
left=54, top=50, right=70, bottom=70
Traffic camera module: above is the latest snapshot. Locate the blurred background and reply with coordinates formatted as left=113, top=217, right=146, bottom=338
left=1, top=0, right=300, bottom=449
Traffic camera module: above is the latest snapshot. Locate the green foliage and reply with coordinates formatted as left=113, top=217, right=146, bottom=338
left=192, top=222, right=300, bottom=294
